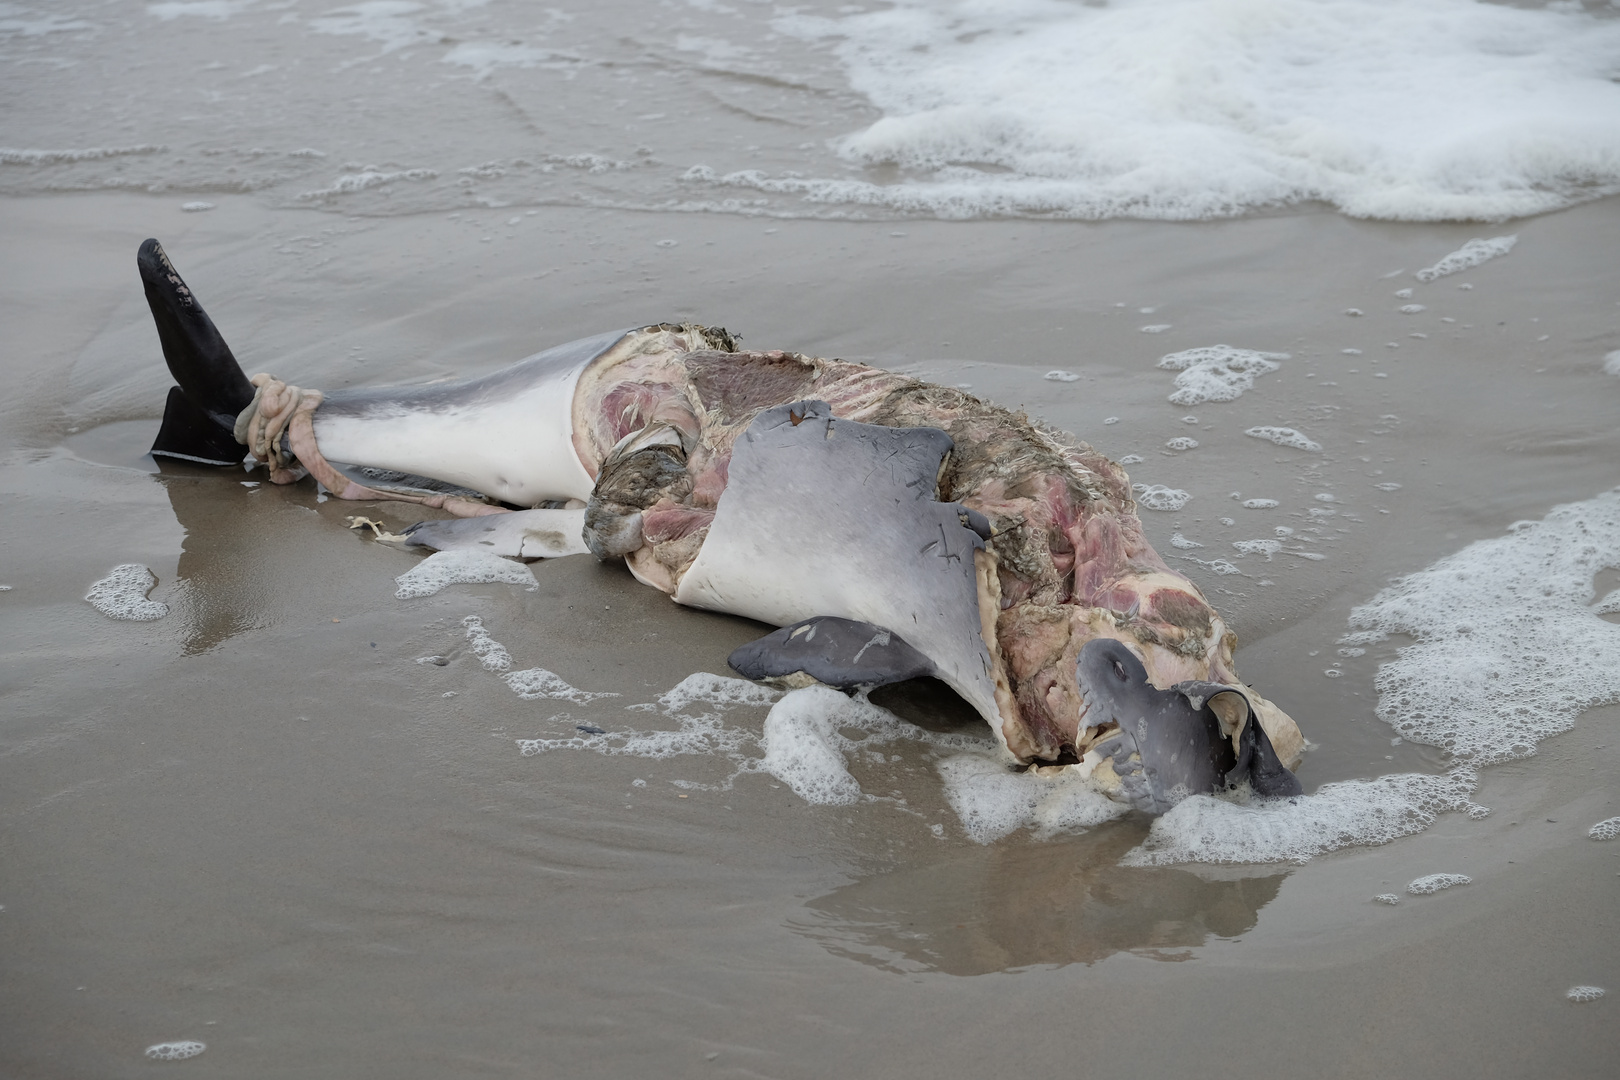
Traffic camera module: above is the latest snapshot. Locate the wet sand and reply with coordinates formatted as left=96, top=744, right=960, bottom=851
left=2, top=192, right=1617, bottom=1076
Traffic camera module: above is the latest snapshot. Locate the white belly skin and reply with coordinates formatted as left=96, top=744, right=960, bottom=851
left=312, top=330, right=625, bottom=506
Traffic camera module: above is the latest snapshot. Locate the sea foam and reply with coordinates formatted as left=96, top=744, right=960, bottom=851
left=145, top=1041, right=205, bottom=1061
left=761, top=0, right=1620, bottom=221
left=85, top=564, right=168, bottom=621
left=1345, top=488, right=1620, bottom=765
left=1158, top=345, right=1286, bottom=405
left=395, top=550, right=536, bottom=599
left=1415, top=236, right=1517, bottom=281
left=1245, top=427, right=1322, bottom=452
left=1407, top=873, right=1471, bottom=895
left=1132, top=484, right=1192, bottom=511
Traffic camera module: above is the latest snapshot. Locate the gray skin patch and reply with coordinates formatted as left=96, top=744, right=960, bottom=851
left=402, top=508, right=590, bottom=559
left=318, top=329, right=630, bottom=419
left=728, top=616, right=938, bottom=690
left=675, top=400, right=1001, bottom=726
left=1079, top=638, right=1301, bottom=815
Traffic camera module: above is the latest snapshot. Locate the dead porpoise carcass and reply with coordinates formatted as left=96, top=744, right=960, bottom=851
left=137, top=238, right=1305, bottom=814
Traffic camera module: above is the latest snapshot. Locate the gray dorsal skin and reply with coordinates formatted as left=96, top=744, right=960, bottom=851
left=1078, top=638, right=1302, bottom=815
left=675, top=400, right=1001, bottom=728
left=1173, top=679, right=1304, bottom=800
left=311, top=328, right=635, bottom=507
left=402, top=509, right=591, bottom=559
left=728, top=616, right=938, bottom=690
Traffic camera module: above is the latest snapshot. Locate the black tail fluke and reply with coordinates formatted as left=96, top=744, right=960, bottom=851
left=151, top=386, right=247, bottom=466
left=139, top=239, right=254, bottom=464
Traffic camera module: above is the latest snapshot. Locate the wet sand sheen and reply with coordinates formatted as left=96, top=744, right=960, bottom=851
left=1, top=192, right=1617, bottom=1076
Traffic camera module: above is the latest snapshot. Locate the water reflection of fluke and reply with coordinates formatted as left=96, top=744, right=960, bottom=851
left=155, top=459, right=275, bottom=654
left=792, top=827, right=1286, bottom=976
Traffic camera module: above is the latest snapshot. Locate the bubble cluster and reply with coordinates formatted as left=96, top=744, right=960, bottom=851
left=1243, top=498, right=1279, bottom=509
left=1043, top=369, right=1080, bottom=382
left=1124, top=770, right=1476, bottom=865
left=1407, top=872, right=1471, bottom=895
left=1233, top=539, right=1282, bottom=560
left=1567, top=986, right=1606, bottom=1003
left=461, top=615, right=513, bottom=672
left=395, top=550, right=536, bottom=599
left=1157, top=345, right=1286, bottom=405
left=85, top=564, right=169, bottom=621
left=145, top=1042, right=205, bottom=1061
left=1372, top=894, right=1401, bottom=905
left=1132, top=484, right=1192, bottom=511
left=505, top=668, right=619, bottom=704
left=1245, top=426, right=1322, bottom=451
left=1346, top=488, right=1620, bottom=766
left=1414, top=236, right=1517, bottom=282
left=517, top=673, right=779, bottom=770
left=1164, top=437, right=1199, bottom=451
left=1589, top=816, right=1620, bottom=841
left=937, top=753, right=1128, bottom=843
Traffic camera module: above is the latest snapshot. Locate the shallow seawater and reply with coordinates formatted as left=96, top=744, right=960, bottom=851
left=4, top=3, right=1620, bottom=1077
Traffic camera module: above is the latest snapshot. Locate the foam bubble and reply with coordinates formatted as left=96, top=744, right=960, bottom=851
left=1233, top=539, right=1282, bottom=560
left=1373, top=893, right=1401, bottom=905
left=1103, top=416, right=1120, bottom=425
left=298, top=168, right=438, bottom=202
left=1044, top=369, right=1080, bottom=382
left=1346, top=488, right=1620, bottom=766
left=1164, top=436, right=1199, bottom=451
left=145, top=1042, right=205, bottom=1061
left=1157, top=345, right=1286, bottom=406
left=85, top=564, right=168, bottom=621
left=1567, top=986, right=1606, bottom=1003
left=1374, top=482, right=1403, bottom=492
left=1399, top=304, right=1427, bottom=314
left=937, top=754, right=1127, bottom=843
left=1177, top=555, right=1242, bottom=576
left=1603, top=350, right=1620, bottom=377
left=461, top=615, right=514, bottom=672
left=517, top=675, right=774, bottom=769
left=1169, top=532, right=1203, bottom=549
left=0, top=145, right=163, bottom=165
left=505, top=668, right=619, bottom=704
left=759, top=685, right=881, bottom=804
left=1140, top=323, right=1172, bottom=334
left=1589, top=816, right=1620, bottom=841
left=1407, top=872, right=1471, bottom=895
left=1245, top=426, right=1322, bottom=451
left=1243, top=498, right=1280, bottom=509
left=1415, top=236, right=1517, bottom=282
left=764, top=0, right=1620, bottom=222
left=1124, top=770, right=1476, bottom=865
left=657, top=672, right=781, bottom=713
left=395, top=550, right=536, bottom=599
left=1117, top=454, right=1144, bottom=464
left=1132, top=484, right=1192, bottom=511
